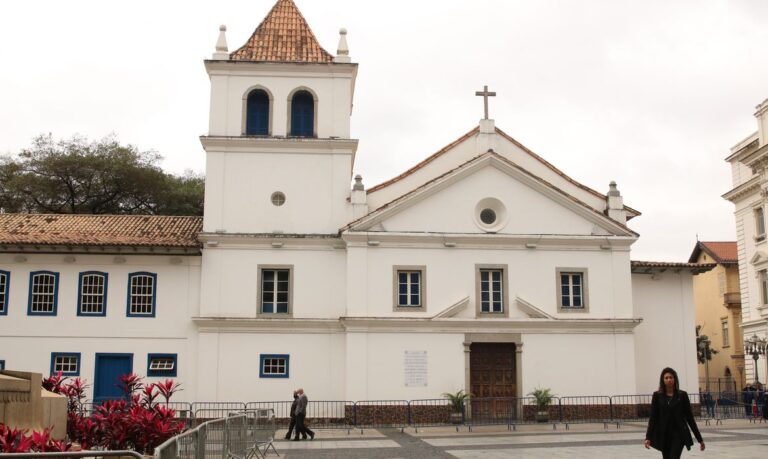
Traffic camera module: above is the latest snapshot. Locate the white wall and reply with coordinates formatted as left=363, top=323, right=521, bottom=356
left=195, top=331, right=346, bottom=402
left=345, top=332, right=465, bottom=401
left=632, top=272, right=699, bottom=394
left=522, top=333, right=637, bottom=396
left=382, top=166, right=598, bottom=236
left=346, top=245, right=633, bottom=319
left=367, top=126, right=613, bottom=217
left=0, top=253, right=200, bottom=401
left=199, top=245, right=346, bottom=318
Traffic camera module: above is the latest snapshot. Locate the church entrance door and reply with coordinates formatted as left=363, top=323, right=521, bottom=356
left=469, top=342, right=517, bottom=420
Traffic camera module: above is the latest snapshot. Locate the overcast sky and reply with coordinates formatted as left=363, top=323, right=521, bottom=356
left=1, top=0, right=767, bottom=261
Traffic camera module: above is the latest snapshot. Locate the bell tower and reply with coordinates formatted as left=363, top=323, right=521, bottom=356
left=201, top=0, right=358, bottom=234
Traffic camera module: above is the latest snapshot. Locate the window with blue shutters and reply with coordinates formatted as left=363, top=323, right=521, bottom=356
left=0, top=270, right=9, bottom=315
left=127, top=272, right=157, bottom=317
left=245, top=89, right=270, bottom=135
left=28, top=271, right=59, bottom=316
left=78, top=271, right=108, bottom=316
left=290, top=90, right=314, bottom=137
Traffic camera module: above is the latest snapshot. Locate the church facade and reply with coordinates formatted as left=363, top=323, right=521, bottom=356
left=0, top=0, right=708, bottom=403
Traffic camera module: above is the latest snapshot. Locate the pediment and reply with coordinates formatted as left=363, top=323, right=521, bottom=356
left=347, top=152, right=635, bottom=237
left=751, top=250, right=768, bottom=266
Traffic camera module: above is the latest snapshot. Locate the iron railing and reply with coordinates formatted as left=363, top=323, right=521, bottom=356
left=154, top=410, right=277, bottom=459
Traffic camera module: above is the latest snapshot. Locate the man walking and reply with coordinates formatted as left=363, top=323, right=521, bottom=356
left=293, top=388, right=315, bottom=441
left=284, top=390, right=299, bottom=440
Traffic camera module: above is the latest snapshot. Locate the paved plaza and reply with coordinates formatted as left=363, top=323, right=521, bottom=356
left=274, top=420, right=768, bottom=458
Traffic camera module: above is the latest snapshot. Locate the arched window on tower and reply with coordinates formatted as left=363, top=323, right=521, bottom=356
left=290, top=90, right=315, bottom=137
left=246, top=89, right=270, bottom=136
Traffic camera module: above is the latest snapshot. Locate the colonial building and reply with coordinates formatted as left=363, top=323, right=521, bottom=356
left=0, top=0, right=709, bottom=403
left=724, top=97, right=768, bottom=387
left=688, top=241, right=744, bottom=392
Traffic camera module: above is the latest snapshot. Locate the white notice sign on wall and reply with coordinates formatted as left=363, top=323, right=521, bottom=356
left=404, top=350, right=428, bottom=387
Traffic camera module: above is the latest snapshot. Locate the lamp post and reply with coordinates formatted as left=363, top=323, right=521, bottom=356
left=698, top=337, right=711, bottom=392
left=744, top=334, right=767, bottom=386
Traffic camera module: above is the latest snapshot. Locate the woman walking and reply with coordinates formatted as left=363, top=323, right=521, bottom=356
left=644, top=367, right=705, bottom=458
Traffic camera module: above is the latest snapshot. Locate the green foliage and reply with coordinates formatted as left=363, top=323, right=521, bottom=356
left=695, top=325, right=719, bottom=364
left=0, top=134, right=203, bottom=215
left=442, top=389, right=470, bottom=413
left=528, top=387, right=554, bottom=408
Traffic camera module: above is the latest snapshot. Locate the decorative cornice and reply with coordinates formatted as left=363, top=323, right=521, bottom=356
left=341, top=231, right=635, bottom=251
left=193, top=317, right=345, bottom=333
left=199, top=232, right=342, bottom=250
left=204, top=60, right=357, bottom=75
left=723, top=176, right=760, bottom=202
left=200, top=136, right=358, bottom=154
left=191, top=315, right=642, bottom=334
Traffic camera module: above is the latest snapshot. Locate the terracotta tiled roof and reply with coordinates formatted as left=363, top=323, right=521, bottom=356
left=631, top=261, right=716, bottom=274
left=0, top=214, right=203, bottom=249
left=230, top=0, right=334, bottom=63
left=687, top=241, right=738, bottom=264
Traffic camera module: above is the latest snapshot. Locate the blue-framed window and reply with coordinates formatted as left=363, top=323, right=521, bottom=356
left=246, top=89, right=270, bottom=135
left=290, top=90, right=314, bottom=137
left=0, top=360, right=5, bottom=370
left=147, top=353, right=177, bottom=377
left=50, top=352, right=81, bottom=376
left=28, top=271, right=59, bottom=316
left=0, top=270, right=9, bottom=315
left=77, top=271, right=108, bottom=316
left=126, top=272, right=157, bottom=317
left=259, top=354, right=289, bottom=378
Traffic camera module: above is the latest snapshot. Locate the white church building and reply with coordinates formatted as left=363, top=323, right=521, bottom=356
left=0, top=0, right=710, bottom=404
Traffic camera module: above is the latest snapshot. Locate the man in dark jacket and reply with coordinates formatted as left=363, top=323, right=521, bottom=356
left=293, top=388, right=315, bottom=441
left=284, top=391, right=299, bottom=440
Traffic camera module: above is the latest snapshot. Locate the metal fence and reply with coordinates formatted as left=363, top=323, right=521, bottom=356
left=154, top=410, right=277, bottom=459
left=72, top=391, right=765, bottom=439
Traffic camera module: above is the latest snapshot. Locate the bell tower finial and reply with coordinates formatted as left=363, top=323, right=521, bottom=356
left=213, top=25, right=229, bottom=60
left=334, top=28, right=351, bottom=63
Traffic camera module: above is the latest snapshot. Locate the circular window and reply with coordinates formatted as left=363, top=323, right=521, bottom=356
left=480, top=208, right=497, bottom=225
left=270, top=192, right=286, bottom=206
left=474, top=197, right=508, bottom=232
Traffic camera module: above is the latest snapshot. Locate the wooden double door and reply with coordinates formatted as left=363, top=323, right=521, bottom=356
left=469, top=343, right=517, bottom=419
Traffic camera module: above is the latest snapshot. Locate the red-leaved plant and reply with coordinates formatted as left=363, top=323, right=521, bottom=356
left=0, top=424, right=70, bottom=453
left=39, top=371, right=186, bottom=454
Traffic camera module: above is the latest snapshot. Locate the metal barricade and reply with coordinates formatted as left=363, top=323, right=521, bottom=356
left=610, top=394, right=652, bottom=424
left=353, top=400, right=409, bottom=432
left=559, top=396, right=612, bottom=429
left=409, top=398, right=456, bottom=432
left=466, top=397, right=521, bottom=430
left=155, top=414, right=248, bottom=459
left=192, top=402, right=248, bottom=423
left=247, top=400, right=354, bottom=431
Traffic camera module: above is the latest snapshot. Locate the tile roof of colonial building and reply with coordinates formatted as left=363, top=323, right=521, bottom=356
left=0, top=214, right=203, bottom=249
left=687, top=241, right=738, bottom=265
left=230, top=0, right=334, bottom=63
left=631, top=260, right=716, bottom=274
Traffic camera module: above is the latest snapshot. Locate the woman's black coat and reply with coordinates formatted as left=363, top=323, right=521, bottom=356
left=645, top=390, right=703, bottom=451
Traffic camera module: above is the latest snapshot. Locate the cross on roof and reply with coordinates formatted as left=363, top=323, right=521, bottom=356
left=475, top=85, right=496, bottom=120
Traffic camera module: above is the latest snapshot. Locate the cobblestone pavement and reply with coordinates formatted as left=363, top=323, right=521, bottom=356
left=275, top=420, right=768, bottom=458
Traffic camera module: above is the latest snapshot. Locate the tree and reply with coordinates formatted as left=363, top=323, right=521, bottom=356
left=696, top=325, right=719, bottom=364
left=0, top=134, right=203, bottom=215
